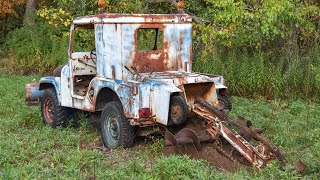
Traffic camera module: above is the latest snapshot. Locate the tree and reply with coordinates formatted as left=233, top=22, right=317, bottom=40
left=0, top=0, right=25, bottom=16
left=24, top=0, right=38, bottom=25
left=0, top=0, right=26, bottom=42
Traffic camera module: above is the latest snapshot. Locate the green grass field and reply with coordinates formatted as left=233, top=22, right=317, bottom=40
left=0, top=74, right=319, bottom=179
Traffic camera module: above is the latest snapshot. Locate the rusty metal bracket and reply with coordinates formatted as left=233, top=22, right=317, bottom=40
left=195, top=98, right=289, bottom=166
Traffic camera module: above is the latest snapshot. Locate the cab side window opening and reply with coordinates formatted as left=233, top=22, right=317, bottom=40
left=73, top=28, right=95, bottom=52
left=137, top=28, right=163, bottom=51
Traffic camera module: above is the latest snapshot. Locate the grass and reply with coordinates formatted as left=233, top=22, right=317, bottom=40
left=0, top=74, right=319, bottom=179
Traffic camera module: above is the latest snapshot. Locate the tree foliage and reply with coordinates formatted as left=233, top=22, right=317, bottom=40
left=186, top=0, right=320, bottom=51
left=0, top=0, right=26, bottom=16
left=1, top=0, right=320, bottom=99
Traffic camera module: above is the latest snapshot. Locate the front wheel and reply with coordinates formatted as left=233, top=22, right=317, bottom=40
left=100, top=101, right=135, bottom=149
left=41, top=88, right=71, bottom=128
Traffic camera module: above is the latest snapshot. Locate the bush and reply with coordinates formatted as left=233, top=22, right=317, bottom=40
left=193, top=47, right=320, bottom=100
left=5, top=20, right=68, bottom=75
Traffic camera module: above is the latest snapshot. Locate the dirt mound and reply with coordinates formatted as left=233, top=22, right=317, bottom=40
left=163, top=115, right=250, bottom=172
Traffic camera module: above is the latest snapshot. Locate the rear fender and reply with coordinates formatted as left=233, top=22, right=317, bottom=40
left=150, top=82, right=182, bottom=125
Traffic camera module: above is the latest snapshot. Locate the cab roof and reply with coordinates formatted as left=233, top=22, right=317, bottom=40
left=73, top=13, right=192, bottom=25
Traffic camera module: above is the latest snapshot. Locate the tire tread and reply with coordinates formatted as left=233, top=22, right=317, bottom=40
left=101, top=101, right=135, bottom=148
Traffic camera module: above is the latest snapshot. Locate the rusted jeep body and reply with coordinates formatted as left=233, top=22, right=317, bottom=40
left=25, top=11, right=231, bottom=151
left=27, top=13, right=226, bottom=125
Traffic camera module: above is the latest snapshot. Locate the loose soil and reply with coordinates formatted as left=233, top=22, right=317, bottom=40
left=164, top=115, right=249, bottom=172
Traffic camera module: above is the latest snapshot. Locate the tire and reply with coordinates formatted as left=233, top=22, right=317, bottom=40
left=218, top=94, right=232, bottom=113
left=168, top=96, right=188, bottom=125
left=41, top=88, right=71, bottom=128
left=100, top=101, right=135, bottom=149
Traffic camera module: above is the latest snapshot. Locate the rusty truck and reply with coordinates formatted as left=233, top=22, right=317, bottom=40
left=25, top=1, right=292, bottom=169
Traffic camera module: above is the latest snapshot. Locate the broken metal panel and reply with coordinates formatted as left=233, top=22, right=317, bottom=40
left=184, top=82, right=218, bottom=107
left=132, top=24, right=166, bottom=73
left=67, top=24, right=74, bottom=57
left=132, top=71, right=219, bottom=112
left=201, top=74, right=226, bottom=90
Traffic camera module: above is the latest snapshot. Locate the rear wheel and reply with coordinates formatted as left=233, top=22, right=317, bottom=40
left=218, top=94, right=232, bottom=113
left=168, top=96, right=188, bottom=125
left=41, top=88, right=71, bottom=128
left=100, top=101, right=135, bottom=149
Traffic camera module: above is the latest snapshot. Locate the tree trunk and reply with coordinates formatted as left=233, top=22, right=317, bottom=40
left=23, top=0, right=38, bottom=26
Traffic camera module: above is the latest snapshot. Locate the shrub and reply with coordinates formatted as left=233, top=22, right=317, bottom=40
left=5, top=20, right=68, bottom=75
left=193, top=47, right=320, bottom=100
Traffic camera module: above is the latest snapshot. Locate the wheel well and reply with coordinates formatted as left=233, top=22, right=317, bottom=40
left=171, top=92, right=180, bottom=97
left=217, top=88, right=228, bottom=96
left=39, top=83, right=54, bottom=91
left=95, top=88, right=121, bottom=111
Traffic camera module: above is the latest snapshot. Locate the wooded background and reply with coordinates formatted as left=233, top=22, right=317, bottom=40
left=0, top=0, right=319, bottom=99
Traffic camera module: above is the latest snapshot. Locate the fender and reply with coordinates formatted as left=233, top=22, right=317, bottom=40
left=92, top=77, right=132, bottom=114
left=149, top=81, right=183, bottom=125
left=39, top=76, right=61, bottom=103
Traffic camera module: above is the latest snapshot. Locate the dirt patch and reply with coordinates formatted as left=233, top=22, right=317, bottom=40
left=164, top=115, right=250, bottom=172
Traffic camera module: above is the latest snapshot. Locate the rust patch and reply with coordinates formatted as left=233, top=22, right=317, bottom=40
left=74, top=14, right=192, bottom=25
left=132, top=24, right=169, bottom=73
left=130, top=118, right=156, bottom=127
left=184, top=83, right=212, bottom=102
left=111, top=65, right=115, bottom=79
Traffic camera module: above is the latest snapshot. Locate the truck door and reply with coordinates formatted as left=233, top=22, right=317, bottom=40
left=68, top=24, right=97, bottom=100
